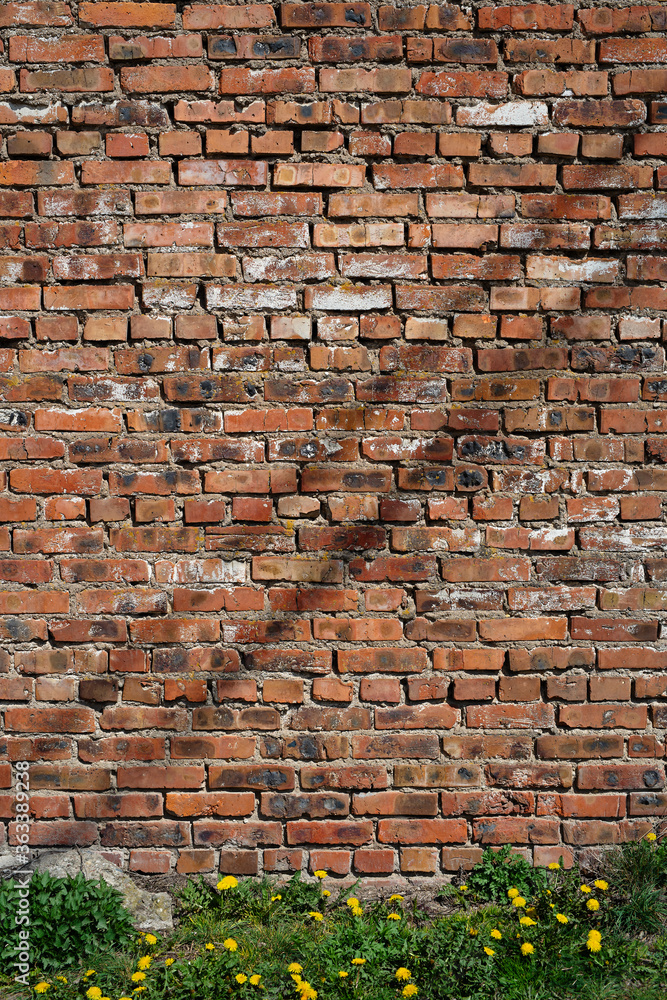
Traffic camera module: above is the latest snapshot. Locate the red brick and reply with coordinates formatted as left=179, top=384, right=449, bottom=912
left=177, top=849, right=215, bottom=873
left=379, top=5, right=426, bottom=30
left=122, top=66, right=213, bottom=93
left=7, top=131, right=52, bottom=157
left=473, top=818, right=560, bottom=845
left=417, top=71, right=508, bottom=99
left=578, top=765, right=665, bottom=791
left=129, top=850, right=171, bottom=874
left=19, top=68, right=113, bottom=93
left=81, top=161, right=171, bottom=185
left=441, top=847, right=484, bottom=871
left=354, top=848, right=395, bottom=873
left=73, top=792, right=160, bottom=819
left=79, top=3, right=176, bottom=27
left=5, top=708, right=95, bottom=734
left=281, top=4, right=370, bottom=27
left=10, top=820, right=98, bottom=847
left=400, top=847, right=438, bottom=873
left=480, top=5, right=574, bottom=30
left=561, top=704, right=647, bottom=729
left=165, top=792, right=254, bottom=819
left=467, top=704, right=555, bottom=729
left=377, top=819, right=467, bottom=844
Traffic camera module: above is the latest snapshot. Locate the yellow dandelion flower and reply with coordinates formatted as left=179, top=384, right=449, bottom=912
left=271, top=894, right=282, bottom=902
left=119, top=997, right=133, bottom=1000
left=131, top=973, right=146, bottom=984
left=352, top=906, right=363, bottom=918
left=322, top=889, right=331, bottom=897
left=556, top=913, right=569, bottom=924
left=594, top=880, right=608, bottom=891
left=165, top=958, right=175, bottom=967
left=588, top=929, right=601, bottom=940
left=512, top=897, right=527, bottom=909
left=580, top=884, right=592, bottom=894
left=314, top=870, right=327, bottom=879
left=587, top=937, right=602, bottom=953
left=34, top=986, right=50, bottom=995
left=395, top=968, right=411, bottom=981
left=459, top=885, right=468, bottom=891
left=56, top=978, right=68, bottom=984
left=483, top=947, right=495, bottom=957
left=490, top=929, right=502, bottom=940
left=288, top=964, right=303, bottom=975
left=144, top=934, right=157, bottom=946
left=402, top=986, right=418, bottom=998
left=646, top=832, right=657, bottom=842
left=338, top=971, right=348, bottom=978
left=224, top=939, right=238, bottom=951
left=520, top=943, right=534, bottom=956
left=387, top=913, right=401, bottom=921
left=236, top=974, right=248, bottom=984
left=469, top=928, right=478, bottom=937
left=85, top=971, right=96, bottom=978
left=519, top=917, right=537, bottom=927
left=346, top=897, right=359, bottom=908
left=250, top=975, right=261, bottom=986
left=507, top=888, right=519, bottom=899
left=205, top=943, right=215, bottom=951
left=309, top=911, right=324, bottom=921
left=137, top=957, right=152, bottom=971
left=133, top=988, right=147, bottom=995
left=586, top=899, right=600, bottom=911
left=351, top=958, right=366, bottom=965
left=389, top=894, right=404, bottom=902
left=218, top=876, right=239, bottom=891
left=548, top=862, right=561, bottom=870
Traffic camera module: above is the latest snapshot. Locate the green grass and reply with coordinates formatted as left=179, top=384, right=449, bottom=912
left=2, top=837, right=667, bottom=1000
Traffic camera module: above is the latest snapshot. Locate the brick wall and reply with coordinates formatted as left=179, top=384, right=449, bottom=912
left=0, top=0, right=666, bottom=881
